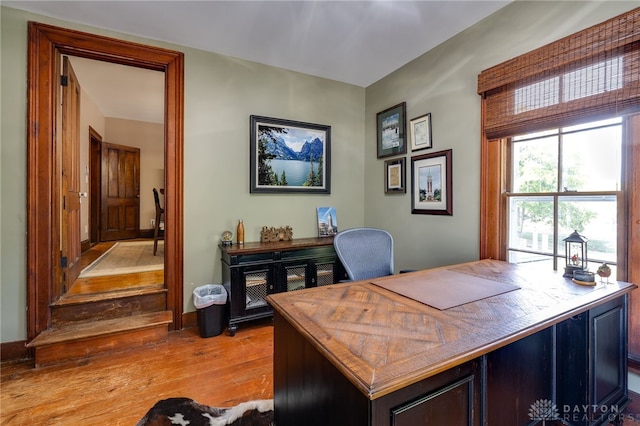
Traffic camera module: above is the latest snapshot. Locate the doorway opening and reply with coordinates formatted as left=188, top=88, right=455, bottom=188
left=27, top=22, right=184, bottom=340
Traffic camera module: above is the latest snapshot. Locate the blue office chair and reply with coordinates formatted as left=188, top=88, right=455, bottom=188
left=333, top=228, right=394, bottom=281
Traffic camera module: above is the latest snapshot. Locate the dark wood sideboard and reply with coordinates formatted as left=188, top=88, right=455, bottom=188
left=219, top=237, right=347, bottom=336
left=267, top=259, right=637, bottom=426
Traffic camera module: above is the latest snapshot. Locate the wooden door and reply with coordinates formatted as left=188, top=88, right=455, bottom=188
left=59, top=56, right=82, bottom=294
left=100, top=142, right=140, bottom=241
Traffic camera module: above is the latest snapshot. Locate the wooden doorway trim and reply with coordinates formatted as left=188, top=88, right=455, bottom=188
left=27, top=22, right=184, bottom=338
left=89, top=127, right=102, bottom=245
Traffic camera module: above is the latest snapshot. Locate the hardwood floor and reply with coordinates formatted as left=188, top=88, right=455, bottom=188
left=1, top=319, right=274, bottom=425
left=68, top=240, right=164, bottom=296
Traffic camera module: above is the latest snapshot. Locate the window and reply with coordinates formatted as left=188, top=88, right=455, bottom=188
left=477, top=8, right=640, bottom=284
left=477, top=6, right=640, bottom=364
left=506, top=118, right=622, bottom=278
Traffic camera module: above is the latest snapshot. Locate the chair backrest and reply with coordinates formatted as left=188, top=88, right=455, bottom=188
left=333, top=228, right=394, bottom=281
left=153, top=188, right=162, bottom=211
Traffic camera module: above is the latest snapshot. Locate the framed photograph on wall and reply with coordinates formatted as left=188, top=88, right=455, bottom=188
left=411, top=149, right=452, bottom=215
left=376, top=102, right=407, bottom=159
left=384, top=157, right=406, bottom=193
left=410, top=113, right=432, bottom=151
left=250, top=115, right=330, bottom=193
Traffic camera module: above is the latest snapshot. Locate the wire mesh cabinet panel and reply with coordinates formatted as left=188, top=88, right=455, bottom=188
left=315, top=260, right=340, bottom=286
left=243, top=267, right=271, bottom=310
left=283, top=263, right=308, bottom=292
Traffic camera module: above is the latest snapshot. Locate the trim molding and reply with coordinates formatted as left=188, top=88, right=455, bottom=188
left=182, top=311, right=197, bottom=329
left=1, top=340, right=30, bottom=363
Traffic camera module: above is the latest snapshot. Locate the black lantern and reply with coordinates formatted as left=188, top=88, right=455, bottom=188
left=563, top=230, right=588, bottom=277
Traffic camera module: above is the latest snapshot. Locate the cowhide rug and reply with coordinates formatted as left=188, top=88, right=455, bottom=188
left=136, top=397, right=274, bottom=426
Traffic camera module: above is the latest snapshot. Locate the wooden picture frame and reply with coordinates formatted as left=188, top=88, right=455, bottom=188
left=250, top=115, right=330, bottom=193
left=377, top=102, right=407, bottom=159
left=411, top=149, right=452, bottom=215
left=384, top=157, right=406, bottom=194
left=410, top=113, right=432, bottom=151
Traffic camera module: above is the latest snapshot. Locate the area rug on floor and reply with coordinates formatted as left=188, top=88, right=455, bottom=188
left=79, top=241, right=164, bottom=278
left=136, top=398, right=273, bottom=426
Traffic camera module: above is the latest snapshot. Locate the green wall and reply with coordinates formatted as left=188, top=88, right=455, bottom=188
left=1, top=2, right=635, bottom=343
left=0, top=6, right=365, bottom=342
left=364, top=1, right=636, bottom=273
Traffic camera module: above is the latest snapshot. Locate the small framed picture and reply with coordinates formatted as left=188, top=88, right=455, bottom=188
left=317, top=207, right=338, bottom=237
left=384, top=157, right=406, bottom=194
left=410, top=113, right=432, bottom=151
left=376, top=102, right=407, bottom=159
left=411, top=149, right=452, bottom=215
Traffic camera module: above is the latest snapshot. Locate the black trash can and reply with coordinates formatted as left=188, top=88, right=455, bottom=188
left=193, top=284, right=227, bottom=337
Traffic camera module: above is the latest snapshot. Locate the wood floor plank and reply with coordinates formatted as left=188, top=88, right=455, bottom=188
left=68, top=270, right=165, bottom=295
left=1, top=320, right=273, bottom=425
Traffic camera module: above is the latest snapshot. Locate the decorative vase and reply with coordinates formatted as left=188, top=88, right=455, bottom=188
left=237, top=220, right=244, bottom=245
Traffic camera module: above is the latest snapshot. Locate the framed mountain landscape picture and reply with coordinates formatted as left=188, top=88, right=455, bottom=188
left=250, top=115, right=331, bottom=193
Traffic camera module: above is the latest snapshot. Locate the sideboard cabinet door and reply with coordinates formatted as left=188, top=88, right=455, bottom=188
left=279, top=261, right=311, bottom=293
left=313, top=256, right=348, bottom=286
left=225, top=263, right=276, bottom=336
left=556, top=296, right=629, bottom=426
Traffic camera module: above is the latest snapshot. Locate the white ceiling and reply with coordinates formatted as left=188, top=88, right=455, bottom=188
left=6, top=0, right=512, bottom=123
left=67, top=56, right=166, bottom=124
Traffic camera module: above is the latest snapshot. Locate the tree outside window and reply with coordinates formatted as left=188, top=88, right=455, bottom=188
left=507, top=118, right=622, bottom=276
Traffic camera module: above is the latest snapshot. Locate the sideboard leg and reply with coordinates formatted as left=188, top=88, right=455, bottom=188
left=228, top=324, right=238, bottom=336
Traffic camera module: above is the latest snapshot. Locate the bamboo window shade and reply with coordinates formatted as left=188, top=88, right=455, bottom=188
left=478, top=8, right=640, bottom=139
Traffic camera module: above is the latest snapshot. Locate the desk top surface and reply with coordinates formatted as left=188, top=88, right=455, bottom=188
left=267, top=259, right=637, bottom=400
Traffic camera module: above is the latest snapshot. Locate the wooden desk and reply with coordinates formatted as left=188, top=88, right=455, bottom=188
left=267, top=259, right=637, bottom=426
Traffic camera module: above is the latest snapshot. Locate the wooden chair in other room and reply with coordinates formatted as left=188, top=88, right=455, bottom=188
left=153, top=188, right=164, bottom=256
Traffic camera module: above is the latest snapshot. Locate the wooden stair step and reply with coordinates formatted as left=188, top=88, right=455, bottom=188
left=27, top=311, right=173, bottom=367
left=65, top=269, right=165, bottom=296
left=50, top=285, right=168, bottom=326
left=52, top=284, right=167, bottom=306
left=28, top=311, right=172, bottom=346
